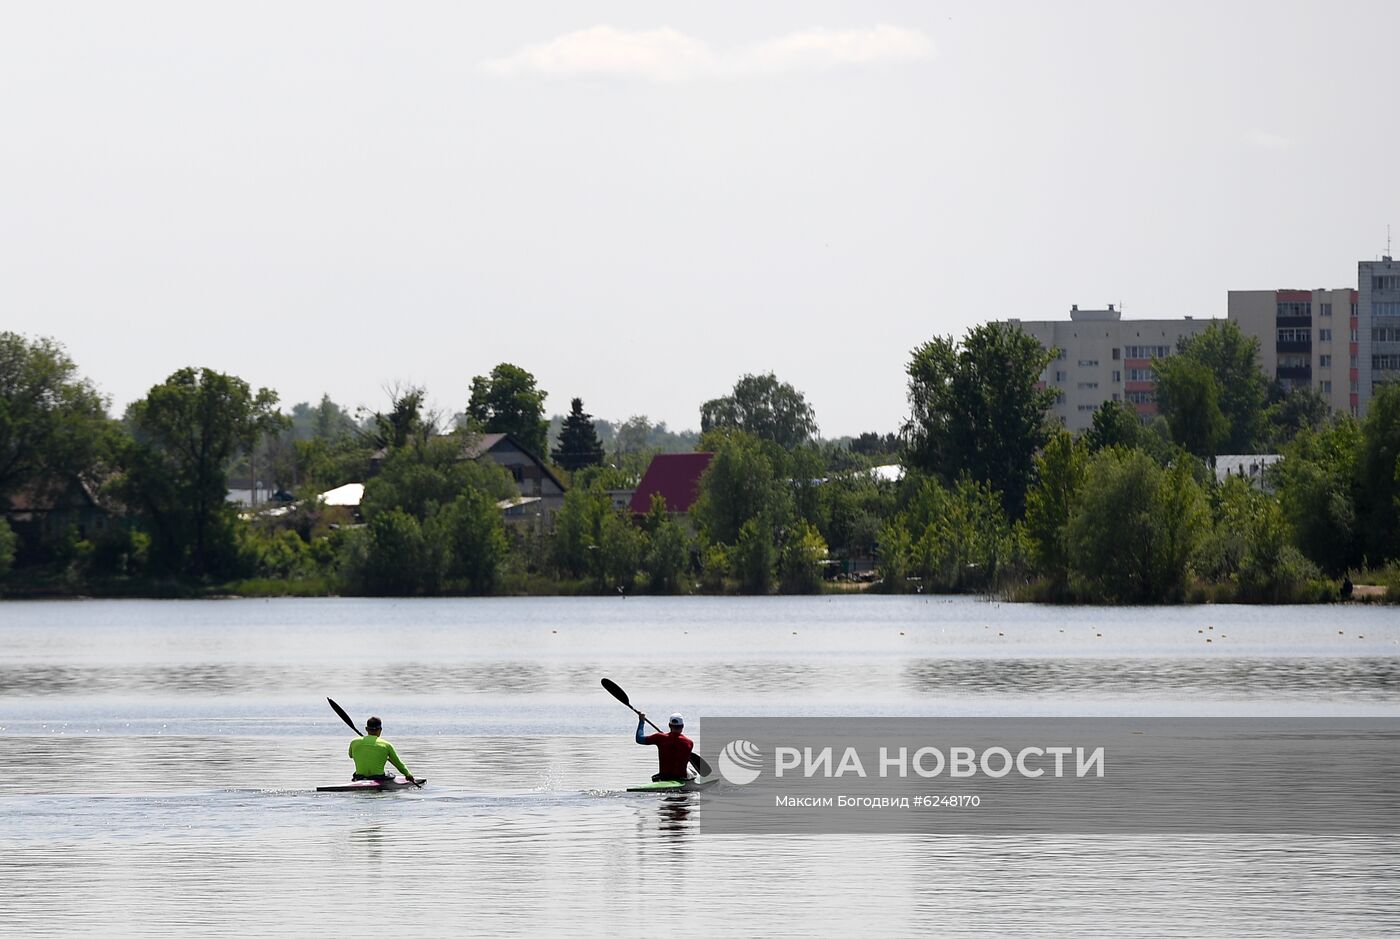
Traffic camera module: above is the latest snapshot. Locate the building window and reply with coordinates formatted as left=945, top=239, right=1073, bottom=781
left=1112, top=370, right=1121, bottom=382
left=1055, top=371, right=1067, bottom=382
left=1276, top=301, right=1310, bottom=318
left=1055, top=348, right=1066, bottom=360
left=1320, top=380, right=1332, bottom=394
left=1112, top=393, right=1120, bottom=401
left=1077, top=359, right=1099, bottom=367
left=1277, top=328, right=1310, bottom=343
left=1375, top=327, right=1400, bottom=342
left=1111, top=348, right=1120, bottom=360
left=1319, top=354, right=1331, bottom=367
left=1126, top=367, right=1155, bottom=381
left=1372, top=275, right=1400, bottom=291
left=1351, top=355, right=1359, bottom=368
left=1375, top=354, right=1400, bottom=370
left=1320, top=302, right=1333, bottom=317
left=1125, top=391, right=1155, bottom=404
left=1077, top=404, right=1097, bottom=412
left=1318, top=328, right=1332, bottom=341
left=1124, top=345, right=1171, bottom=359
left=1077, top=382, right=1098, bottom=390
left=1351, top=379, right=1360, bottom=392
left=1372, top=301, right=1400, bottom=317
left=1351, top=328, right=1359, bottom=341
left=1278, top=354, right=1309, bottom=369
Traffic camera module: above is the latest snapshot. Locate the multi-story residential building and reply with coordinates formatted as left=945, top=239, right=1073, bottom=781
left=1359, top=256, right=1400, bottom=410
left=1004, top=305, right=1214, bottom=431
left=1227, top=287, right=1357, bottom=416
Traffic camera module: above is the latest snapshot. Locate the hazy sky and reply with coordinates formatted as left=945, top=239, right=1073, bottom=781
left=4, top=1, right=1398, bottom=437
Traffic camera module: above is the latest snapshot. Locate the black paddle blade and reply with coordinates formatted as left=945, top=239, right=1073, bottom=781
left=327, top=697, right=363, bottom=736
left=689, top=752, right=713, bottom=777
left=600, top=678, right=630, bottom=706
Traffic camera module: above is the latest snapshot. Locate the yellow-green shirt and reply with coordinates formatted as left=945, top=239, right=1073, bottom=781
left=348, top=734, right=410, bottom=778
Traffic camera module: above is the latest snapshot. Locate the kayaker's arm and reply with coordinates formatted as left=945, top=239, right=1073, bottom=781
left=385, top=741, right=412, bottom=779
left=635, top=714, right=649, bottom=745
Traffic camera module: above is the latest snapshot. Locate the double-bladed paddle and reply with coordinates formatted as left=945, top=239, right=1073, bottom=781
left=326, top=697, right=423, bottom=787
left=601, top=678, right=713, bottom=777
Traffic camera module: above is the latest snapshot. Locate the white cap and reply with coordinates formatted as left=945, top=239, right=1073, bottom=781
left=668, top=713, right=685, bottom=728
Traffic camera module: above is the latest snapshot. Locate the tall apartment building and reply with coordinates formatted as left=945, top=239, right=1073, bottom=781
left=1004, top=305, right=1214, bottom=431
left=1227, top=256, right=1400, bottom=417
left=1227, top=287, right=1357, bottom=416
left=1359, top=256, right=1400, bottom=411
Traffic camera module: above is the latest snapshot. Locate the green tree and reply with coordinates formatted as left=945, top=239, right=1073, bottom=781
left=692, top=430, right=780, bottom=545
left=118, top=368, right=285, bottom=578
left=875, top=520, right=912, bottom=592
left=642, top=493, right=691, bottom=593
left=551, top=397, right=605, bottom=472
left=1275, top=418, right=1362, bottom=575
left=596, top=510, right=644, bottom=592
left=700, top=373, right=818, bottom=450
left=1358, top=383, right=1400, bottom=564
left=1084, top=401, right=1145, bottom=453
left=1267, top=385, right=1330, bottom=449
left=0, top=332, right=111, bottom=502
left=778, top=519, right=828, bottom=594
left=733, top=515, right=777, bottom=594
left=437, top=488, right=509, bottom=594
left=1067, top=449, right=1208, bottom=602
left=360, top=434, right=515, bottom=524
left=1023, top=429, right=1088, bottom=591
left=0, top=517, right=15, bottom=579
left=1153, top=355, right=1227, bottom=458
left=354, top=509, right=439, bottom=596
left=467, top=363, right=549, bottom=458
left=815, top=471, right=891, bottom=568
left=850, top=432, right=900, bottom=458
left=902, top=475, right=1013, bottom=592
left=902, top=323, right=1058, bottom=518
left=1175, top=321, right=1270, bottom=453
left=368, top=386, right=433, bottom=453
left=551, top=484, right=612, bottom=578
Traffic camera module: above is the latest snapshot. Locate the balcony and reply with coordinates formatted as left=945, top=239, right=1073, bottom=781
left=1276, top=340, right=1312, bottom=355
left=1277, top=365, right=1312, bottom=383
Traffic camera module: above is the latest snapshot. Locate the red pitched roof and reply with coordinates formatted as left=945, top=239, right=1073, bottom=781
left=629, top=452, right=714, bottom=514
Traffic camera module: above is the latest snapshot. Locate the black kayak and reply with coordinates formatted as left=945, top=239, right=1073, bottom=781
left=316, top=776, right=424, bottom=792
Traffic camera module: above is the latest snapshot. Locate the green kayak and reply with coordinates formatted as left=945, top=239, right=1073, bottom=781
left=626, top=778, right=718, bottom=793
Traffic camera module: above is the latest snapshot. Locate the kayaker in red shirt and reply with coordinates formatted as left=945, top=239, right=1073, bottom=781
left=636, top=712, right=693, bottom=782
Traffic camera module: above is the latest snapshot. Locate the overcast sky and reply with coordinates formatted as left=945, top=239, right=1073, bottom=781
left=3, top=1, right=1398, bottom=437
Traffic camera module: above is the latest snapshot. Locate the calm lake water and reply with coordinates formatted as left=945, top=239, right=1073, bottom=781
left=3, top=596, right=1398, bottom=937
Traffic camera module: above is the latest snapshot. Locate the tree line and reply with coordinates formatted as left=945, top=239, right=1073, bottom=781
left=0, top=323, right=1396, bottom=602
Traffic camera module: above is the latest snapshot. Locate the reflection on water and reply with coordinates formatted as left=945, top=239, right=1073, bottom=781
left=2, top=597, right=1398, bottom=936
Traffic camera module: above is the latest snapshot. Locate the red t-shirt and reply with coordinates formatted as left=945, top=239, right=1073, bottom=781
left=643, top=731, right=694, bottom=778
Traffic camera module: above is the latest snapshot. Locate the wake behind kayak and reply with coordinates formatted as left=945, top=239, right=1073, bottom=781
left=625, top=778, right=717, bottom=793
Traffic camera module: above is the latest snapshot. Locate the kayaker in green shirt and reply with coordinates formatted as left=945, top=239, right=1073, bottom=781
left=349, top=716, right=416, bottom=782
